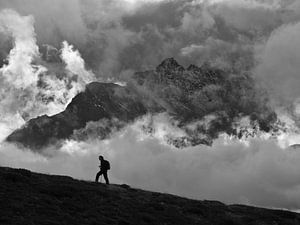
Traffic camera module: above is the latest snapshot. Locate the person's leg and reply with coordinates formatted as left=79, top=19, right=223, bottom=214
left=95, top=171, right=102, bottom=182
left=103, top=170, right=109, bottom=185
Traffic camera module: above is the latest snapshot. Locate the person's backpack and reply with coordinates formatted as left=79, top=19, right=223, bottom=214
left=103, top=160, right=110, bottom=170
left=106, top=161, right=110, bottom=170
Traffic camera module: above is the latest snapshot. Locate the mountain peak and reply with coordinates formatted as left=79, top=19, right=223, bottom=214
left=187, top=64, right=201, bottom=71
left=156, top=58, right=184, bottom=72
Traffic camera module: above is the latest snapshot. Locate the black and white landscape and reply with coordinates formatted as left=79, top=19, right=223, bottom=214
left=1, top=0, right=300, bottom=217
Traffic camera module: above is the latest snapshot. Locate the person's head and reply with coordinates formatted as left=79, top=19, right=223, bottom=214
left=99, top=155, right=104, bottom=161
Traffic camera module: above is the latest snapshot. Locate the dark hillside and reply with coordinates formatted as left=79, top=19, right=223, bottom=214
left=0, top=167, right=300, bottom=225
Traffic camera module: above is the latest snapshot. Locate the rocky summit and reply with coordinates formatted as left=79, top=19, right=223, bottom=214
left=1, top=166, right=300, bottom=225
left=7, top=82, right=148, bottom=150
left=6, top=58, right=278, bottom=150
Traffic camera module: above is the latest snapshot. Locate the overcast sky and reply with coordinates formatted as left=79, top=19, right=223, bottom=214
left=1, top=0, right=300, bottom=211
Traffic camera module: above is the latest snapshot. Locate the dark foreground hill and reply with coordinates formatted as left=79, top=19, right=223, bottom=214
left=1, top=167, right=300, bottom=225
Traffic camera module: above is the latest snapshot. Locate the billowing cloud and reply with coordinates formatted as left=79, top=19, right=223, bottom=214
left=208, top=0, right=281, bottom=32
left=180, top=5, right=215, bottom=32
left=180, top=37, right=254, bottom=70
left=0, top=9, right=95, bottom=142
left=0, top=0, right=87, bottom=46
left=61, top=41, right=95, bottom=84
left=0, top=9, right=43, bottom=88
left=255, top=21, right=300, bottom=104
left=1, top=0, right=297, bottom=78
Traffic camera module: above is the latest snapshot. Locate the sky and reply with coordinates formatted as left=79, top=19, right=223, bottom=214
left=1, top=0, right=300, bottom=211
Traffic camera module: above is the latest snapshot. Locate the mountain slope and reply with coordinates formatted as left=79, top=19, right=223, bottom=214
left=6, top=58, right=278, bottom=150
left=1, top=166, right=299, bottom=225
left=6, top=82, right=149, bottom=150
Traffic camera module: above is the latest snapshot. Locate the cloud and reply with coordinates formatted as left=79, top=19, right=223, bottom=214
left=0, top=9, right=43, bottom=88
left=0, top=9, right=95, bottom=142
left=0, top=9, right=46, bottom=140
left=0, top=0, right=293, bottom=78
left=61, top=41, right=95, bottom=84
left=208, top=0, right=281, bottom=32
left=0, top=0, right=87, bottom=46
left=180, top=37, right=254, bottom=70
left=180, top=5, right=215, bottom=32
left=255, top=21, right=300, bottom=105
left=0, top=0, right=298, bottom=78
left=181, top=44, right=204, bottom=56
left=97, top=24, right=139, bottom=78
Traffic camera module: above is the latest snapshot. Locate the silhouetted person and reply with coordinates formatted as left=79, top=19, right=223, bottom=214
left=95, top=155, right=110, bottom=185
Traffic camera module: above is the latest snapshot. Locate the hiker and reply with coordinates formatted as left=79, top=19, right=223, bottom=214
left=95, top=155, right=110, bottom=185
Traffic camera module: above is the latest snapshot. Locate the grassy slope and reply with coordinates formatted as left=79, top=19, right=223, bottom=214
left=0, top=167, right=300, bottom=225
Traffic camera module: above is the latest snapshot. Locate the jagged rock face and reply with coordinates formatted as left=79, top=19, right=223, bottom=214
left=132, top=58, right=228, bottom=122
left=134, top=58, right=226, bottom=96
left=156, top=57, right=185, bottom=73
left=131, top=58, right=277, bottom=146
left=7, top=82, right=148, bottom=150
left=7, top=58, right=278, bottom=150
